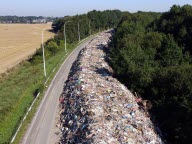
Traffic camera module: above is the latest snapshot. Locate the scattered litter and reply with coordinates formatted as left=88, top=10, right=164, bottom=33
left=58, top=30, right=163, bottom=144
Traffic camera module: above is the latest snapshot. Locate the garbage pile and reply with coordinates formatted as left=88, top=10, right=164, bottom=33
left=58, top=31, right=163, bottom=144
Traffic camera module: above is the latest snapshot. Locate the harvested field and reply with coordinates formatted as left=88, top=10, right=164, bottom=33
left=0, top=23, right=54, bottom=74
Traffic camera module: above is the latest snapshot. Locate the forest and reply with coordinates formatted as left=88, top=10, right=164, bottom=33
left=109, top=5, right=192, bottom=143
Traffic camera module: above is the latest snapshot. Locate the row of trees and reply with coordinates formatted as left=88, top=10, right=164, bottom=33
left=0, top=16, right=56, bottom=23
left=52, top=10, right=122, bottom=43
left=29, top=10, right=123, bottom=65
left=109, top=5, right=192, bottom=143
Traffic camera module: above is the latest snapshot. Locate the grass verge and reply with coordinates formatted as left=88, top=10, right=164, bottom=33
left=0, top=34, right=96, bottom=144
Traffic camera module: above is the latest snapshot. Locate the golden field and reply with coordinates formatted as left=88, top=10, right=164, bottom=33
left=0, top=23, right=54, bottom=74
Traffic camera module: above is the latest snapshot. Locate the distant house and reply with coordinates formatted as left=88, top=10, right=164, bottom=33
left=0, top=17, right=53, bottom=24
left=8, top=21, right=13, bottom=23
left=32, top=19, right=47, bottom=24
left=0, top=21, right=13, bottom=23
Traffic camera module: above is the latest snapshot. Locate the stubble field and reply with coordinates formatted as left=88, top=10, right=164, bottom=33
left=0, top=23, right=54, bottom=74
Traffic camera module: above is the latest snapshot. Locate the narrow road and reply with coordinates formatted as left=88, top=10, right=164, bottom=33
left=22, top=36, right=95, bottom=144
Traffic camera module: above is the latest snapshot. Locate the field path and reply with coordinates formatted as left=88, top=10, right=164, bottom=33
left=22, top=36, right=96, bottom=144
left=0, top=23, right=54, bottom=74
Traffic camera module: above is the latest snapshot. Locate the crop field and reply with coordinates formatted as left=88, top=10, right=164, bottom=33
left=0, top=23, right=54, bottom=74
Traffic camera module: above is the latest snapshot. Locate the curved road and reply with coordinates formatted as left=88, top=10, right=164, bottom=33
left=22, top=36, right=96, bottom=144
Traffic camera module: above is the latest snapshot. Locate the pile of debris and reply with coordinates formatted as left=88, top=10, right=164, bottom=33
left=58, top=31, right=163, bottom=144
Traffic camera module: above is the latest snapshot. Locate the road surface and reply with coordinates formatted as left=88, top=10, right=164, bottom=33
left=22, top=36, right=96, bottom=144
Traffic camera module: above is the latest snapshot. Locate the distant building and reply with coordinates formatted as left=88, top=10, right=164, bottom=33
left=0, top=17, right=52, bottom=24
left=32, top=19, right=47, bottom=24
left=0, top=21, right=13, bottom=23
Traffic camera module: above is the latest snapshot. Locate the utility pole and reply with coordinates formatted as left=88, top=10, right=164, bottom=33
left=78, top=20, right=82, bottom=42
left=89, top=18, right=95, bottom=36
left=89, top=20, right=91, bottom=36
left=64, top=21, right=72, bottom=53
left=42, top=28, right=47, bottom=77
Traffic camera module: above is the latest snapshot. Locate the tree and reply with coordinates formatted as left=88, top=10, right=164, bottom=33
left=156, top=34, right=183, bottom=67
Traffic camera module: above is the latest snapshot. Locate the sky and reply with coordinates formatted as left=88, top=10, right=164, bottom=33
left=0, top=0, right=192, bottom=17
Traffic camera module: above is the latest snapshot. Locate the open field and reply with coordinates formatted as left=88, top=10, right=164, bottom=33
left=0, top=23, right=54, bottom=74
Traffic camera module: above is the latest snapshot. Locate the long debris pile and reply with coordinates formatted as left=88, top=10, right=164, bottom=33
left=58, top=31, right=163, bottom=144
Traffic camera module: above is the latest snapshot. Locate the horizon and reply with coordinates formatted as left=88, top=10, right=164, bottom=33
left=0, top=0, right=192, bottom=17
left=0, top=9, right=162, bottom=18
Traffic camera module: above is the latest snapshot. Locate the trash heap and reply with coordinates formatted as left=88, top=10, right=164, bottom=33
left=58, top=31, right=163, bottom=144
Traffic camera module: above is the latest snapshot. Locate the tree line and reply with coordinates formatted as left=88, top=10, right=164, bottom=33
left=29, top=10, right=123, bottom=65
left=109, top=5, right=192, bottom=143
left=0, top=16, right=56, bottom=23
left=52, top=10, right=122, bottom=43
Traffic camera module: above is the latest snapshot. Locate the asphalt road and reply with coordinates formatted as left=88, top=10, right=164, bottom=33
left=22, top=36, right=95, bottom=144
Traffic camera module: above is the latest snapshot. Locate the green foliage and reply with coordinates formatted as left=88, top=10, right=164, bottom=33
left=52, top=10, right=123, bottom=43
left=45, top=40, right=60, bottom=55
left=0, top=39, right=75, bottom=143
left=156, top=4, right=192, bottom=54
left=156, top=34, right=184, bottom=67
left=150, top=65, right=192, bottom=143
left=109, top=7, right=192, bottom=143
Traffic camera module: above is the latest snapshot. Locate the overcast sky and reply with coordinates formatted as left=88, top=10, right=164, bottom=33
left=0, top=0, right=192, bottom=17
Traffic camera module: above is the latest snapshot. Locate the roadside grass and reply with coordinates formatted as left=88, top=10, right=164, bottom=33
left=12, top=43, right=78, bottom=144
left=0, top=42, right=75, bottom=143
left=0, top=34, right=96, bottom=144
